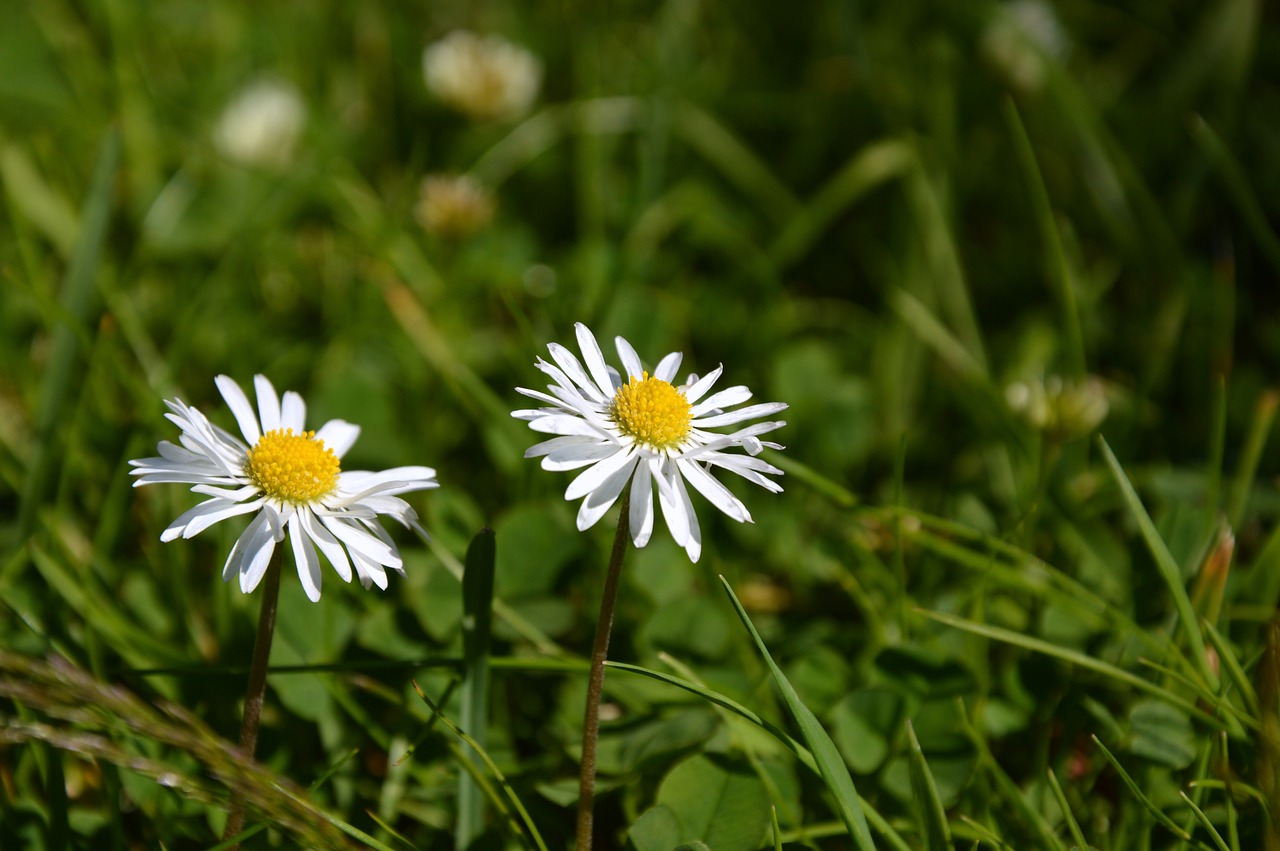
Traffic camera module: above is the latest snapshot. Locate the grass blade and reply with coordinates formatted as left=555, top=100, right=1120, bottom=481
left=458, top=528, right=496, bottom=850
left=1045, top=768, right=1089, bottom=851
left=18, top=128, right=120, bottom=539
left=905, top=720, right=951, bottom=850
left=1098, top=436, right=1219, bottom=692
left=719, top=576, right=877, bottom=851
left=1091, top=735, right=1210, bottom=850
left=918, top=609, right=1222, bottom=728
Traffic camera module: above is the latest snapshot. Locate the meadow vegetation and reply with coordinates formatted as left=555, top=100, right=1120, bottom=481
left=2, top=1, right=1279, bottom=849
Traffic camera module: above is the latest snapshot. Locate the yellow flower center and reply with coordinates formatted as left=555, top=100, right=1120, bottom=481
left=246, top=428, right=340, bottom=503
left=611, top=372, right=692, bottom=450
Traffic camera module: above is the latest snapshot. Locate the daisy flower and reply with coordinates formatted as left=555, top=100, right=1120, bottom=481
left=513, top=323, right=787, bottom=561
left=130, top=375, right=438, bottom=602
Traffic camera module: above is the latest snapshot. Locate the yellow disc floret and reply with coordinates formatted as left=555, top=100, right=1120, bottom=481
left=611, top=372, right=693, bottom=451
left=246, top=428, right=340, bottom=503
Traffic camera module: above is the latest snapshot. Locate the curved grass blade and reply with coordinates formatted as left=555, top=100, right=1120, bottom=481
left=1179, top=791, right=1230, bottom=851
left=918, top=609, right=1222, bottom=728
left=1044, top=768, right=1088, bottom=851
left=413, top=681, right=548, bottom=851
left=18, top=128, right=120, bottom=540
left=905, top=720, right=951, bottom=850
left=1097, top=437, right=1219, bottom=693
left=1091, top=735, right=1215, bottom=851
left=719, top=576, right=876, bottom=851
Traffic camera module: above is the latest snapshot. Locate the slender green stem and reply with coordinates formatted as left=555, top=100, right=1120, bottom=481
left=575, top=488, right=631, bottom=851
left=223, top=555, right=283, bottom=846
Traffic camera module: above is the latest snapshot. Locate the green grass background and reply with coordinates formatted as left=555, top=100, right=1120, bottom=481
left=3, top=1, right=1280, bottom=849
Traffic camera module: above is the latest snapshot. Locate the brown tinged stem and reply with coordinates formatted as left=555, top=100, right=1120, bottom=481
left=574, top=488, right=631, bottom=851
left=223, top=555, right=284, bottom=847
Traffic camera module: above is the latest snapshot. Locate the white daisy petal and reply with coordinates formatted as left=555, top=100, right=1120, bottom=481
left=543, top=440, right=618, bottom=472
left=300, top=507, right=352, bottom=583
left=575, top=322, right=617, bottom=397
left=280, top=391, right=307, bottom=432
left=238, top=511, right=280, bottom=593
left=693, top=402, right=789, bottom=429
left=565, top=447, right=637, bottom=501
left=654, top=351, right=683, bottom=383
left=215, top=375, right=262, bottom=443
left=629, top=459, right=654, bottom=547
left=254, top=375, right=281, bottom=432
left=323, top=516, right=401, bottom=567
left=683, top=365, right=724, bottom=404
left=222, top=509, right=274, bottom=583
left=653, top=458, right=690, bottom=546
left=547, top=343, right=607, bottom=402
left=161, top=496, right=265, bottom=542
left=352, top=549, right=388, bottom=590
left=673, top=472, right=702, bottom=562
left=677, top=459, right=752, bottom=524
left=575, top=459, right=633, bottom=531
left=691, top=385, right=752, bottom=415
left=288, top=512, right=323, bottom=602
left=615, top=336, right=645, bottom=381
left=315, top=420, right=360, bottom=458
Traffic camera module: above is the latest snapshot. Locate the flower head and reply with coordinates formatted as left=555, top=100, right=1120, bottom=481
left=423, top=30, right=542, bottom=121
left=214, top=79, right=307, bottom=168
left=1006, top=374, right=1108, bottom=441
left=130, top=375, right=438, bottom=601
left=416, top=174, right=496, bottom=238
left=513, top=323, right=787, bottom=562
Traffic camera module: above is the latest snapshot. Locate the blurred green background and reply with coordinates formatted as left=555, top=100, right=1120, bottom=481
left=3, top=0, right=1280, bottom=849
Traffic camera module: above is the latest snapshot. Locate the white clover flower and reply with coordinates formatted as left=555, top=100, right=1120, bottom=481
left=1006, top=374, right=1108, bottom=441
left=416, top=173, right=496, bottom=238
left=513, top=323, right=787, bottom=562
left=423, top=30, right=542, bottom=121
left=130, top=375, right=437, bottom=602
left=981, top=0, right=1069, bottom=94
left=214, top=79, right=307, bottom=168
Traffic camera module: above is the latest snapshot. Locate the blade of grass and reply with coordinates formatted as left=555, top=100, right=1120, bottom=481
left=1091, top=735, right=1213, bottom=850
left=771, top=806, right=783, bottom=851
left=769, top=138, right=914, bottom=271
left=413, top=682, right=548, bottom=851
left=905, top=720, right=951, bottom=850
left=458, top=528, right=496, bottom=851
left=1178, top=791, right=1230, bottom=851
left=1098, top=436, right=1219, bottom=692
left=956, top=701, right=1065, bottom=851
left=1002, top=98, right=1085, bottom=378
left=607, top=659, right=912, bottom=851
left=918, top=609, right=1223, bottom=728
left=1187, top=114, right=1280, bottom=276
left=18, top=128, right=119, bottom=540
left=1202, top=620, right=1259, bottom=718
left=1045, top=768, right=1089, bottom=851
left=719, top=576, right=877, bottom=851
left=1225, top=389, right=1279, bottom=530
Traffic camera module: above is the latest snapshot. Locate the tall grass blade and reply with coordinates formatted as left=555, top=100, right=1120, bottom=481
left=719, top=576, right=877, bottom=851
left=1097, top=436, right=1219, bottom=692
left=1045, top=768, right=1089, bottom=851
left=1091, top=735, right=1208, bottom=849
left=458, top=528, right=496, bottom=850
left=905, top=720, right=951, bottom=850
left=18, top=128, right=120, bottom=540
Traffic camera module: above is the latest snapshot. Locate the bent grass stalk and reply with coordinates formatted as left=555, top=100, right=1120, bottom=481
left=575, top=487, right=631, bottom=851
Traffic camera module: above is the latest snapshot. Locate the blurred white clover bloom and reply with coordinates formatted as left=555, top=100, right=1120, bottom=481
left=981, top=0, right=1069, bottom=94
left=1006, top=374, right=1108, bottom=441
left=130, top=375, right=437, bottom=602
left=423, top=30, right=542, bottom=121
left=214, top=79, right=307, bottom=168
left=513, top=323, right=787, bottom=562
left=416, top=174, right=496, bottom=238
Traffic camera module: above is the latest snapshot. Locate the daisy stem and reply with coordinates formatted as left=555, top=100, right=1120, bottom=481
left=575, top=488, right=631, bottom=851
left=223, top=554, right=283, bottom=846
